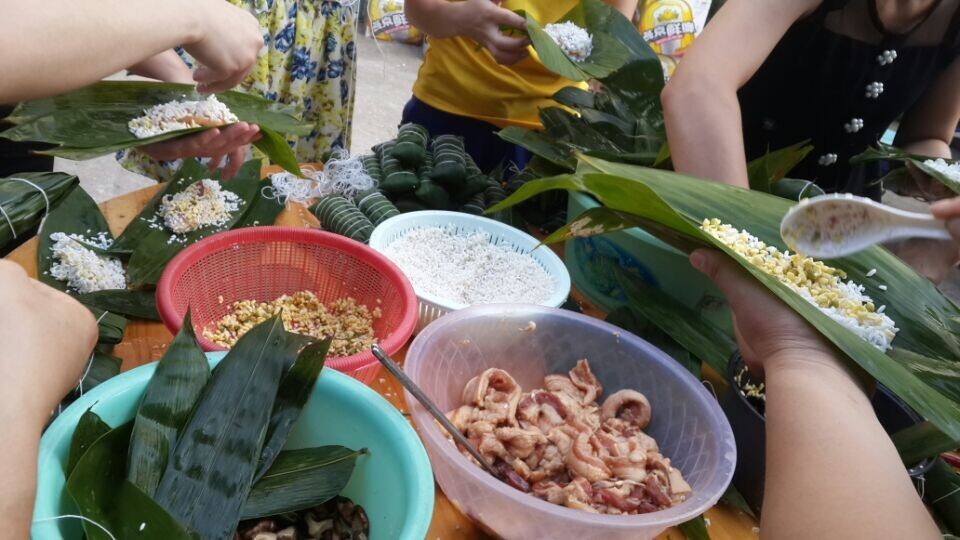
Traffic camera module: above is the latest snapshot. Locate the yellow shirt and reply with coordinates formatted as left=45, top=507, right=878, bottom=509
left=412, top=0, right=582, bottom=129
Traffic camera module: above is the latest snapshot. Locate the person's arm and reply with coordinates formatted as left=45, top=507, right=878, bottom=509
left=0, top=0, right=262, bottom=103
left=405, top=0, right=530, bottom=65
left=606, top=0, right=638, bottom=19
left=690, top=250, right=939, bottom=539
left=661, top=0, right=819, bottom=187
left=0, top=262, right=98, bottom=537
left=127, top=50, right=195, bottom=84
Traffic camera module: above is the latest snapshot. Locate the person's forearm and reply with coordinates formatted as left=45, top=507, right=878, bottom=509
left=1, top=0, right=206, bottom=103
left=405, top=0, right=467, bottom=39
left=662, top=81, right=750, bottom=187
left=605, top=0, right=638, bottom=19
left=128, top=50, right=194, bottom=84
left=0, top=391, right=47, bottom=538
left=901, top=138, right=953, bottom=159
left=761, top=353, right=938, bottom=539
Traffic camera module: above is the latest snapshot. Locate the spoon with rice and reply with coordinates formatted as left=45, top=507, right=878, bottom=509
left=780, top=193, right=951, bottom=258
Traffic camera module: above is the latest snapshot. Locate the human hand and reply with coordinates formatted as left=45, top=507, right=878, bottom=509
left=895, top=162, right=956, bottom=201
left=930, top=196, right=960, bottom=246
left=455, top=0, right=530, bottom=65
left=139, top=122, right=261, bottom=180
left=0, top=262, right=98, bottom=424
left=689, top=249, right=839, bottom=379
left=183, top=0, right=263, bottom=93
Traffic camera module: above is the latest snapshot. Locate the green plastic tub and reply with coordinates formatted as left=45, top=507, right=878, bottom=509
left=32, top=354, right=434, bottom=540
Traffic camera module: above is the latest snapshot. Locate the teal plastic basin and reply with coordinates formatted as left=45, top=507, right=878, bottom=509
left=33, top=353, right=434, bottom=540
left=566, top=191, right=731, bottom=330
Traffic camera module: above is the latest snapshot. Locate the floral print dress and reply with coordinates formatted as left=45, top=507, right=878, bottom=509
left=121, top=0, right=358, bottom=180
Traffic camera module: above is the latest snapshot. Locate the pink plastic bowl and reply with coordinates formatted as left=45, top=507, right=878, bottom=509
left=404, top=304, right=737, bottom=540
left=157, top=227, right=418, bottom=384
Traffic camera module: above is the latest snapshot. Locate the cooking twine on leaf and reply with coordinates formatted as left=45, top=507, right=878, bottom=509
left=77, top=310, right=110, bottom=397
left=32, top=515, right=117, bottom=540
left=0, top=177, right=52, bottom=239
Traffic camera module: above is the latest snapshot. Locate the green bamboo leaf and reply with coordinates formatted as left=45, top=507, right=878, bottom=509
left=66, top=423, right=192, bottom=540
left=746, top=140, right=813, bottom=193
left=255, top=339, right=331, bottom=482
left=154, top=316, right=290, bottom=539
left=254, top=126, right=303, bottom=176
left=2, top=81, right=309, bottom=174
left=0, top=172, right=78, bottom=252
left=615, top=267, right=736, bottom=378
left=768, top=178, right=825, bottom=201
left=719, top=485, right=757, bottom=519
left=677, top=515, right=711, bottom=540
left=524, top=0, right=644, bottom=82
left=241, top=446, right=366, bottom=520
left=75, top=290, right=159, bottom=320
left=850, top=143, right=960, bottom=195
left=127, top=312, right=210, bottom=497
left=499, top=126, right=577, bottom=169
left=125, top=160, right=262, bottom=286
left=893, top=421, right=960, bottom=466
left=89, top=307, right=128, bottom=345
left=66, top=409, right=111, bottom=477
left=493, top=155, right=960, bottom=439
left=36, top=186, right=114, bottom=293
left=80, top=350, right=123, bottom=390
left=927, top=459, right=960, bottom=534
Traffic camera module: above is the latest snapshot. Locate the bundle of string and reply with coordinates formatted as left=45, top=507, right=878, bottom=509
left=263, top=150, right=375, bottom=204
left=0, top=177, right=51, bottom=240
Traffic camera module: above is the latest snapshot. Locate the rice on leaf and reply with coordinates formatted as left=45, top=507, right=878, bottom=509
left=128, top=95, right=238, bottom=139
left=1, top=81, right=309, bottom=175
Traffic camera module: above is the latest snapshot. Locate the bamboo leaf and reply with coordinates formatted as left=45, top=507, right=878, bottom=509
left=719, top=485, right=757, bottom=519
left=746, top=140, right=813, bottom=193
left=255, top=339, right=331, bottom=482
left=615, top=268, right=736, bottom=378
left=893, top=421, right=960, bottom=466
left=2, top=81, right=309, bottom=173
left=66, top=423, right=192, bottom=540
left=66, top=409, right=111, bottom=477
left=75, top=290, right=159, bottom=320
left=127, top=312, right=210, bottom=497
left=927, top=459, right=960, bottom=534
left=80, top=350, right=123, bottom=390
left=851, top=143, right=960, bottom=195
left=498, top=126, right=577, bottom=169
left=89, top=306, right=128, bottom=344
left=0, top=172, right=78, bottom=251
left=36, top=186, right=114, bottom=293
left=241, top=446, right=366, bottom=520
left=124, top=160, right=262, bottom=286
left=154, top=316, right=290, bottom=539
left=254, top=126, right=303, bottom=176
left=677, top=515, right=711, bottom=540
left=768, top=178, right=825, bottom=201
left=493, top=155, right=960, bottom=439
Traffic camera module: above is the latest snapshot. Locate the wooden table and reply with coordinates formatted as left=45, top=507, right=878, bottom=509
left=7, top=182, right=759, bottom=539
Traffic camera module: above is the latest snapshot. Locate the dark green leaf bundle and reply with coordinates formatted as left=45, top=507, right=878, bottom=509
left=431, top=135, right=468, bottom=186
left=0, top=172, right=78, bottom=252
left=1, top=81, right=309, bottom=175
left=360, top=155, right=383, bottom=184
left=313, top=195, right=375, bottom=243
left=390, top=123, right=429, bottom=168
left=354, top=188, right=399, bottom=226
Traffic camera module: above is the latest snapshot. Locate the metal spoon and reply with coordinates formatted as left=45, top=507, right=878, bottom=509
left=370, top=345, right=504, bottom=480
left=780, top=193, right=951, bottom=258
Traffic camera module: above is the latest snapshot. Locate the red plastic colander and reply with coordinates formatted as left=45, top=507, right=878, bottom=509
left=156, top=227, right=418, bottom=384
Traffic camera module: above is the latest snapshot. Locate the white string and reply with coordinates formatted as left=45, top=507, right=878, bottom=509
left=931, top=484, right=960, bottom=505
left=263, top=172, right=316, bottom=204
left=701, top=380, right=719, bottom=401
left=32, top=515, right=117, bottom=540
left=76, top=311, right=110, bottom=397
left=1, top=177, right=52, bottom=239
left=914, top=474, right=926, bottom=500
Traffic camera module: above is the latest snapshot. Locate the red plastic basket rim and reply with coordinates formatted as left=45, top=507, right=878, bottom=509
left=156, top=227, right=418, bottom=373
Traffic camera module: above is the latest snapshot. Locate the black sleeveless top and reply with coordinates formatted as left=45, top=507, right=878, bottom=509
left=738, top=0, right=960, bottom=198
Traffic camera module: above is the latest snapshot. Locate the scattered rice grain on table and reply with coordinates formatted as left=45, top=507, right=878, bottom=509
left=382, top=225, right=555, bottom=306
left=204, top=291, right=381, bottom=356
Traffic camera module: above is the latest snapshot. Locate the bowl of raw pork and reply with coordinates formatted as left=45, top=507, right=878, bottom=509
left=368, top=211, right=570, bottom=333
left=404, top=304, right=736, bottom=540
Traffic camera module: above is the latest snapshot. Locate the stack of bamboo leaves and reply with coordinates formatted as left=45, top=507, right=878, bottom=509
left=64, top=315, right=365, bottom=539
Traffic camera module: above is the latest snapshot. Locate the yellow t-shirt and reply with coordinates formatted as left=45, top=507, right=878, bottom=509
left=412, top=0, right=582, bottom=130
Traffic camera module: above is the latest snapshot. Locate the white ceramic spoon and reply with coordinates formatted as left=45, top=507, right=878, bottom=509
left=780, top=193, right=952, bottom=258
